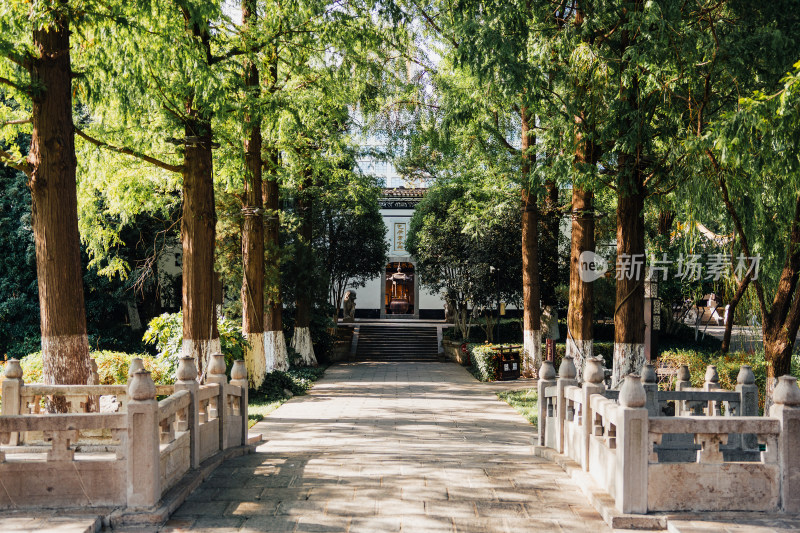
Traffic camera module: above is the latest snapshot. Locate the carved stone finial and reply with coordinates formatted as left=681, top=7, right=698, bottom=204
left=773, top=376, right=800, bottom=407
left=705, top=365, right=719, bottom=384
left=558, top=355, right=577, bottom=380
left=176, top=356, right=198, bottom=383
left=4, top=359, right=22, bottom=380
left=737, top=365, right=756, bottom=385
left=208, top=353, right=226, bottom=376
left=677, top=365, right=691, bottom=382
left=620, top=374, right=646, bottom=408
left=128, top=357, right=145, bottom=380
left=128, top=370, right=156, bottom=401
left=584, top=357, right=606, bottom=385
left=539, top=360, right=556, bottom=381
left=641, top=363, right=657, bottom=384
left=231, top=360, right=247, bottom=381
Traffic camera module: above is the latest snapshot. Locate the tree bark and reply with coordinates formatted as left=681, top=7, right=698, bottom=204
left=539, top=180, right=559, bottom=308
left=291, top=171, right=317, bottom=366
left=240, top=0, right=266, bottom=387
left=567, top=187, right=595, bottom=379
left=181, top=118, right=218, bottom=378
left=613, top=160, right=646, bottom=386
left=521, top=105, right=542, bottom=376
left=29, top=10, right=92, bottom=410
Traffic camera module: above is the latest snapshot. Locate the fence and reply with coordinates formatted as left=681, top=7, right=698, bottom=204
left=0, top=354, right=249, bottom=510
left=537, top=355, right=800, bottom=514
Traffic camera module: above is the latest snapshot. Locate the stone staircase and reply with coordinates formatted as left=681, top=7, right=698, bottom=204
left=354, top=325, right=440, bottom=362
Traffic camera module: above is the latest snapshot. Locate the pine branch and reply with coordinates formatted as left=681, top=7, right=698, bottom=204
left=0, top=149, right=32, bottom=176
left=75, top=127, right=183, bottom=173
left=0, top=76, right=29, bottom=95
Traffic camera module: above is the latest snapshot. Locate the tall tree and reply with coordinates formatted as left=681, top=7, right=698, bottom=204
left=1, top=2, right=92, bottom=405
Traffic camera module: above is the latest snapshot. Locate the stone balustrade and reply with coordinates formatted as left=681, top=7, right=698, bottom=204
left=0, top=355, right=250, bottom=511
left=538, top=356, right=800, bottom=514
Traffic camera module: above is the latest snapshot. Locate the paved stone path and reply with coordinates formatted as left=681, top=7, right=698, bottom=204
left=164, top=362, right=613, bottom=533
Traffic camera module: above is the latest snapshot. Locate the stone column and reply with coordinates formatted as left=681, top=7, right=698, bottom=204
left=174, top=356, right=200, bottom=468
left=675, top=365, right=691, bottom=416
left=641, top=363, right=659, bottom=417
left=556, top=355, right=578, bottom=454
left=736, top=365, right=759, bottom=450
left=582, top=357, right=606, bottom=471
left=704, top=365, right=721, bottom=415
left=615, top=374, right=649, bottom=514
left=771, top=375, right=800, bottom=512
left=1, top=359, right=23, bottom=445
left=230, top=359, right=248, bottom=447
left=206, top=353, right=228, bottom=450
left=126, top=370, right=160, bottom=508
left=537, top=360, right=556, bottom=447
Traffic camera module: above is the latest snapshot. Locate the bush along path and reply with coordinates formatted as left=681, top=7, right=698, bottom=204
left=247, top=365, right=326, bottom=427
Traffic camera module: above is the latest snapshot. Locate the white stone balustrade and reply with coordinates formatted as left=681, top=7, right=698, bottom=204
left=0, top=355, right=250, bottom=511
left=538, top=359, right=800, bottom=514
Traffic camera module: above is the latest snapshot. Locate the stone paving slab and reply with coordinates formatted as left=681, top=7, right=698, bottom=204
left=0, top=511, right=102, bottom=533
left=162, top=361, right=613, bottom=532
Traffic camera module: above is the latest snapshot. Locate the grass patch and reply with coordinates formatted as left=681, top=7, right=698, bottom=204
left=247, top=366, right=327, bottom=428
left=497, top=388, right=538, bottom=426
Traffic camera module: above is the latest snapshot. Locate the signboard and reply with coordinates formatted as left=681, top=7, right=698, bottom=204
left=394, top=222, right=407, bottom=252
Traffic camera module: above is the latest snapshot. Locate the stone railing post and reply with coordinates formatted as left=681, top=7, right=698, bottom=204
left=771, top=375, right=800, bottom=512
left=230, top=360, right=248, bottom=447
left=126, top=370, right=160, bottom=508
left=1, top=359, right=23, bottom=445
left=537, top=360, right=556, bottom=447
left=704, top=364, right=721, bottom=415
left=582, top=357, right=606, bottom=471
left=206, top=353, right=228, bottom=450
left=641, top=363, right=659, bottom=417
left=557, top=355, right=578, bottom=453
left=174, top=356, right=200, bottom=468
left=616, top=374, right=649, bottom=514
left=675, top=365, right=691, bottom=415
left=736, top=365, right=759, bottom=450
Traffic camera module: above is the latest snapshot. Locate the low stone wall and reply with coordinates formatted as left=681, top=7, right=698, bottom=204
left=538, top=356, right=800, bottom=515
left=0, top=354, right=250, bottom=511
left=443, top=340, right=468, bottom=365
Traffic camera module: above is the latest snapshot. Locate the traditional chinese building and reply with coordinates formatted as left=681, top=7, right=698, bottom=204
left=351, top=187, right=446, bottom=319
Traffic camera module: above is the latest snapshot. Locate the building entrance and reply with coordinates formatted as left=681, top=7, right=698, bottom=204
left=385, top=262, right=415, bottom=315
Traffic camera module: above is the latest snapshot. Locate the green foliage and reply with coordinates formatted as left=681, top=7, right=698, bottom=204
left=469, top=344, right=499, bottom=382
left=497, top=388, right=538, bottom=426
left=659, top=350, right=770, bottom=412
left=250, top=366, right=326, bottom=402
left=143, top=312, right=250, bottom=378
left=11, top=350, right=169, bottom=386
left=407, top=181, right=522, bottom=341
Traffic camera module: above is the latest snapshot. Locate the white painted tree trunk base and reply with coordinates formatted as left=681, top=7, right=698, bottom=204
left=265, top=330, right=289, bottom=372
left=522, top=329, right=541, bottom=378
left=612, top=342, right=645, bottom=388
left=244, top=332, right=266, bottom=389
left=291, top=326, right=317, bottom=367
left=566, top=338, right=593, bottom=383
left=41, top=334, right=91, bottom=383
left=183, top=337, right=222, bottom=382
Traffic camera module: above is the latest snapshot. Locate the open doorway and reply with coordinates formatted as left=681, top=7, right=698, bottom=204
left=385, top=262, right=415, bottom=315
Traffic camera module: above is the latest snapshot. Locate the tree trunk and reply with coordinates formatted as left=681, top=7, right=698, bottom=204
left=181, top=119, right=218, bottom=379
left=539, top=180, right=559, bottom=308
left=521, top=105, right=542, bottom=377
left=240, top=0, right=266, bottom=388
left=263, top=147, right=289, bottom=371
left=567, top=187, right=595, bottom=380
left=613, top=162, right=646, bottom=386
left=721, top=244, right=753, bottom=354
left=29, top=12, right=92, bottom=409
left=291, top=173, right=317, bottom=366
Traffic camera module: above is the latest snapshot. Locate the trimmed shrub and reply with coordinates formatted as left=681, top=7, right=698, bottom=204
left=13, top=351, right=170, bottom=386
left=470, top=344, right=499, bottom=382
